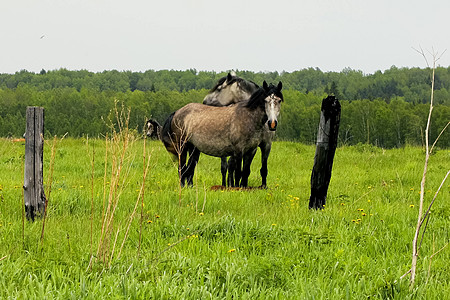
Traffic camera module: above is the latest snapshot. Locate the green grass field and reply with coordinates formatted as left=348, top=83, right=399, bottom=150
left=0, top=137, right=449, bottom=299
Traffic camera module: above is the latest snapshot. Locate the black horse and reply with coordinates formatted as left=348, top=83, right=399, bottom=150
left=161, top=81, right=283, bottom=188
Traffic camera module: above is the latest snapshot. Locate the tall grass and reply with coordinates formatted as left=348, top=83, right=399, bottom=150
left=0, top=138, right=449, bottom=298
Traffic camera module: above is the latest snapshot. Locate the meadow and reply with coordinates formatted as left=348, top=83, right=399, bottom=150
left=0, top=136, right=449, bottom=299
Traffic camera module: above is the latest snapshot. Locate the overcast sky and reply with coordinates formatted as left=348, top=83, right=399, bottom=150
left=1, top=0, right=448, bottom=75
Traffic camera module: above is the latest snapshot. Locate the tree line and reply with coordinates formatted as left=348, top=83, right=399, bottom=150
left=0, top=67, right=449, bottom=148
left=2, top=66, right=450, bottom=105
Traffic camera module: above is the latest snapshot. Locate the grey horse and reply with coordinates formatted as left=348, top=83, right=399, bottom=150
left=161, top=81, right=283, bottom=188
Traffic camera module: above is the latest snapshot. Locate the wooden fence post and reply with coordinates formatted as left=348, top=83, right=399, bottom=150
left=23, top=106, right=46, bottom=221
left=309, top=96, right=341, bottom=209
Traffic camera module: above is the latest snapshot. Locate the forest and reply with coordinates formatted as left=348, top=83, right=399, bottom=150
left=0, top=66, right=449, bottom=148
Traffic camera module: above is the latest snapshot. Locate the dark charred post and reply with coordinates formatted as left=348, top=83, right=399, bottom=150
left=23, top=107, right=46, bottom=221
left=309, top=96, right=341, bottom=210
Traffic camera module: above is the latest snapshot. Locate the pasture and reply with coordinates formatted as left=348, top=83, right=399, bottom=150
left=0, top=137, right=449, bottom=299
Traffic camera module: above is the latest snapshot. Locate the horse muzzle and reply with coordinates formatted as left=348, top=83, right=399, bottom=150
left=268, top=120, right=278, bottom=131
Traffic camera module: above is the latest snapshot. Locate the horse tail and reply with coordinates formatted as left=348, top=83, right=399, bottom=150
left=161, top=112, right=178, bottom=158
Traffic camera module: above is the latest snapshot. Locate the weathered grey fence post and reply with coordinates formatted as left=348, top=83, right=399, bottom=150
left=309, top=96, right=341, bottom=209
left=23, top=106, right=46, bottom=221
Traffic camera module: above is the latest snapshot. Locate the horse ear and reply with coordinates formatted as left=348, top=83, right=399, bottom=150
left=263, top=81, right=268, bottom=90
left=277, top=81, right=283, bottom=91
left=227, top=73, right=233, bottom=82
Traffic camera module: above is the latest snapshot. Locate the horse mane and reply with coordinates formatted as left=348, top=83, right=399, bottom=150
left=244, top=88, right=266, bottom=110
left=245, top=82, right=283, bottom=110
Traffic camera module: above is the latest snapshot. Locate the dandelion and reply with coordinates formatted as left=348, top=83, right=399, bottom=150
left=367, top=186, right=372, bottom=189
left=227, top=249, right=236, bottom=253
left=367, top=199, right=371, bottom=203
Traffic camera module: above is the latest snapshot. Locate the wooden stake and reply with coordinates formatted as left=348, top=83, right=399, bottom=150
left=309, top=96, right=341, bottom=209
left=23, top=107, right=46, bottom=221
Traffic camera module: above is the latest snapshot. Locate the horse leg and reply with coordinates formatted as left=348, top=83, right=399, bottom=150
left=227, top=156, right=236, bottom=187
left=259, top=142, right=272, bottom=188
left=178, top=147, right=188, bottom=187
left=221, top=157, right=228, bottom=187
left=234, top=155, right=243, bottom=187
left=240, top=148, right=257, bottom=188
left=185, top=147, right=200, bottom=186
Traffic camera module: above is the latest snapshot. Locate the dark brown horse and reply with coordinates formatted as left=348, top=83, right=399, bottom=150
left=161, top=81, right=283, bottom=187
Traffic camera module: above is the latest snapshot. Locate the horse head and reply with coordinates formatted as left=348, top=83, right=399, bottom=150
left=203, top=72, right=259, bottom=107
left=263, top=81, right=283, bottom=131
left=146, top=119, right=161, bottom=139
